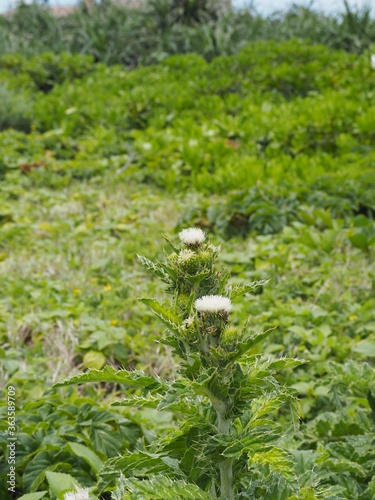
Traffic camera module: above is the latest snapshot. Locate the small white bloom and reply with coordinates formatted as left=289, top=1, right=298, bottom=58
left=195, top=295, right=233, bottom=315
left=64, top=488, right=89, bottom=500
left=179, top=228, right=206, bottom=246
left=371, top=54, right=375, bottom=70
left=183, top=316, right=194, bottom=329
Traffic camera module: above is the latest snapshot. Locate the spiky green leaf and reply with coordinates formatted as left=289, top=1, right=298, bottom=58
left=53, top=366, right=164, bottom=390
left=140, top=298, right=181, bottom=335
left=228, top=279, right=269, bottom=300
left=122, top=475, right=211, bottom=499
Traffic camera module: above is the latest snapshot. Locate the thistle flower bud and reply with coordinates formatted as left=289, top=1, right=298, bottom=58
left=178, top=249, right=199, bottom=273
left=179, top=228, right=206, bottom=247
left=194, top=295, right=233, bottom=316
left=167, top=252, right=178, bottom=265
left=220, top=326, right=239, bottom=350
left=199, top=250, right=213, bottom=266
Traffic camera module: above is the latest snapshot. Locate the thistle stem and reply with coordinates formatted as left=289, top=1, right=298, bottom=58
left=217, top=411, right=234, bottom=500
left=219, top=458, right=234, bottom=500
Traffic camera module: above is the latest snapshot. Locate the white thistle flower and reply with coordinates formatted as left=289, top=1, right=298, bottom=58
left=179, top=228, right=206, bottom=246
left=195, top=295, right=233, bottom=315
left=64, top=488, right=89, bottom=500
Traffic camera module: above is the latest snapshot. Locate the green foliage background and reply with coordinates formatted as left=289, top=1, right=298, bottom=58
left=0, top=7, right=375, bottom=498
left=1, top=1, right=375, bottom=64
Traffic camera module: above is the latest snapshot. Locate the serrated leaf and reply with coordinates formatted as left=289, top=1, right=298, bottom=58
left=112, top=393, right=163, bottom=409
left=229, top=279, right=269, bottom=300
left=53, top=366, right=164, bottom=390
left=140, top=298, right=181, bottom=335
left=222, top=429, right=280, bottom=458
left=123, top=475, right=211, bottom=499
left=267, top=358, right=307, bottom=371
left=249, top=447, right=293, bottom=474
left=100, top=450, right=181, bottom=480
left=227, top=326, right=277, bottom=364
left=45, top=471, right=78, bottom=497
left=137, top=255, right=172, bottom=283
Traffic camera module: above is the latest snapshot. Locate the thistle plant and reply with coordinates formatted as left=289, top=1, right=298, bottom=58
left=57, top=228, right=306, bottom=499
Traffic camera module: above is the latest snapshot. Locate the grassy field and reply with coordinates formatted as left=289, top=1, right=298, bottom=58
left=0, top=38, right=375, bottom=499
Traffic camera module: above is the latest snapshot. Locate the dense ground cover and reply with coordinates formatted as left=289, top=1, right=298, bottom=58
left=0, top=40, right=375, bottom=499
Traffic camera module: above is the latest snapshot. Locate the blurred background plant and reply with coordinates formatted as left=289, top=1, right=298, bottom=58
left=0, top=1, right=374, bottom=64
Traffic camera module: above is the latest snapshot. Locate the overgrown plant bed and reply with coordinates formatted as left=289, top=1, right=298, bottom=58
left=0, top=40, right=375, bottom=499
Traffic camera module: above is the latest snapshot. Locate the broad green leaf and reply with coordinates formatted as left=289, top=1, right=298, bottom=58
left=66, top=442, right=103, bottom=474
left=23, top=451, right=61, bottom=492
left=349, top=232, right=369, bottom=250
left=83, top=350, right=107, bottom=370
left=353, top=341, right=375, bottom=357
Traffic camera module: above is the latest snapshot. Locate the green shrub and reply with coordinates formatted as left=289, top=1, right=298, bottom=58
left=0, top=52, right=95, bottom=92
left=0, top=84, right=32, bottom=132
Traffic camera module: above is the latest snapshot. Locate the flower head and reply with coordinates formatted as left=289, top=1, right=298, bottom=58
left=179, top=228, right=206, bottom=246
left=195, top=295, right=233, bottom=315
left=64, top=487, right=89, bottom=500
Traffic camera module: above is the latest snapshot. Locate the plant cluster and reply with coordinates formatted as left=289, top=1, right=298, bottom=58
left=57, top=228, right=311, bottom=499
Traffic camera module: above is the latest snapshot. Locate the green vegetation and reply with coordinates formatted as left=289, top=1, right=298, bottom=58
left=0, top=1, right=375, bottom=65
left=0, top=35, right=375, bottom=500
